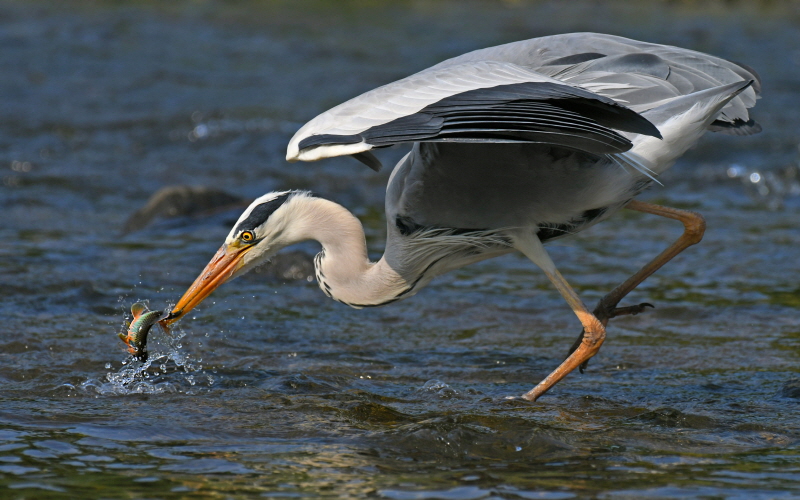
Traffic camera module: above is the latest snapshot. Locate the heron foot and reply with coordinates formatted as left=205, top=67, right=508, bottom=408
left=523, top=313, right=606, bottom=401
left=567, top=302, right=655, bottom=373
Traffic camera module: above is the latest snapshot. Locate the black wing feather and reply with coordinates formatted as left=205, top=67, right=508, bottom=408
left=298, top=81, right=661, bottom=156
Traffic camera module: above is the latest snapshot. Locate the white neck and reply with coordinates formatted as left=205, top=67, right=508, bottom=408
left=285, top=197, right=408, bottom=308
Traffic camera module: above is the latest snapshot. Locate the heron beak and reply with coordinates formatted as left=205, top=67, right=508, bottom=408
left=161, top=243, right=252, bottom=326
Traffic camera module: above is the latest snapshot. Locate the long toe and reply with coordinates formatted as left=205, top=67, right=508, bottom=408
left=608, top=302, right=655, bottom=318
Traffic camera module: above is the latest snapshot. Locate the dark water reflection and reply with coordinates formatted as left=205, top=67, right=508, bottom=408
left=1, top=1, right=799, bottom=498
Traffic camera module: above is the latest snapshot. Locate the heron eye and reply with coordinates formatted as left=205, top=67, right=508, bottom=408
left=240, top=231, right=255, bottom=243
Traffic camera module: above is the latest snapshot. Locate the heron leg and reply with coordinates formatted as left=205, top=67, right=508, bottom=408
left=513, top=231, right=605, bottom=401
left=568, top=199, right=706, bottom=369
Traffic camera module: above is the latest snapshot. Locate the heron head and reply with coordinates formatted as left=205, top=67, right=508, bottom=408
left=162, top=190, right=306, bottom=325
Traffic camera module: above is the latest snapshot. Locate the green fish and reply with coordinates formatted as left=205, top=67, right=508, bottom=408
left=118, top=302, right=164, bottom=361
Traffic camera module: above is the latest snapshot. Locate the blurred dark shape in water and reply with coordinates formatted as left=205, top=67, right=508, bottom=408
left=634, top=407, right=716, bottom=429
left=122, top=185, right=248, bottom=234
left=781, top=379, right=800, bottom=399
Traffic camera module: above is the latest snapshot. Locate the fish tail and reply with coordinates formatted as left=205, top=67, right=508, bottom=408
left=130, top=302, right=147, bottom=319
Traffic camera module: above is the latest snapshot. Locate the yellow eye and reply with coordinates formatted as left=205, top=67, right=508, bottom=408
left=240, top=231, right=255, bottom=243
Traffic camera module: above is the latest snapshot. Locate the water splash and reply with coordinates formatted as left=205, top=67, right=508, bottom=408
left=418, top=379, right=461, bottom=399
left=79, top=324, right=211, bottom=396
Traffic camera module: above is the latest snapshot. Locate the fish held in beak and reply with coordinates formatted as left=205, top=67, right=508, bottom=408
left=119, top=302, right=166, bottom=361
left=160, top=244, right=251, bottom=327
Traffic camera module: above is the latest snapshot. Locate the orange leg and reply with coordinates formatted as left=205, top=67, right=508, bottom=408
left=513, top=231, right=606, bottom=402
left=568, top=199, right=707, bottom=370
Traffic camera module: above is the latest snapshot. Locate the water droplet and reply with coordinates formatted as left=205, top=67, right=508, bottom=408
left=10, top=160, right=32, bottom=172
left=104, top=363, right=111, bottom=369
left=749, top=172, right=761, bottom=183
left=727, top=164, right=745, bottom=178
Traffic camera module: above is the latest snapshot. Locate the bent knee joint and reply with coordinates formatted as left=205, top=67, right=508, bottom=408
left=579, top=314, right=605, bottom=348
left=684, top=212, right=706, bottom=245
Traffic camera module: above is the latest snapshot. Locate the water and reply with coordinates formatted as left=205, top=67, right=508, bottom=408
left=1, top=1, right=799, bottom=498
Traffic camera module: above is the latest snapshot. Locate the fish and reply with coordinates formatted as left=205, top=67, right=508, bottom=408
left=118, top=302, right=166, bottom=361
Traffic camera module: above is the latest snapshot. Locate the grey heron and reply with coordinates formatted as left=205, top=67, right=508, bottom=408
left=161, top=33, right=761, bottom=400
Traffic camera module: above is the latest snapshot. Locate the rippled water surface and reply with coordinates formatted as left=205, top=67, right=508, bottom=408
left=2, top=1, right=799, bottom=498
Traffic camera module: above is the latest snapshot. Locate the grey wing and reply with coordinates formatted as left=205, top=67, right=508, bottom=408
left=287, top=33, right=759, bottom=168
left=286, top=60, right=661, bottom=167
left=434, top=33, right=760, bottom=135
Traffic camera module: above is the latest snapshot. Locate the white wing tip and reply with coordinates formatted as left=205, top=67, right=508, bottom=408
left=286, top=141, right=372, bottom=163
left=286, top=139, right=301, bottom=162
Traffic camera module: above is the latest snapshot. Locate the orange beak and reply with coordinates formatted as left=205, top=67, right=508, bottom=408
left=160, top=244, right=252, bottom=327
